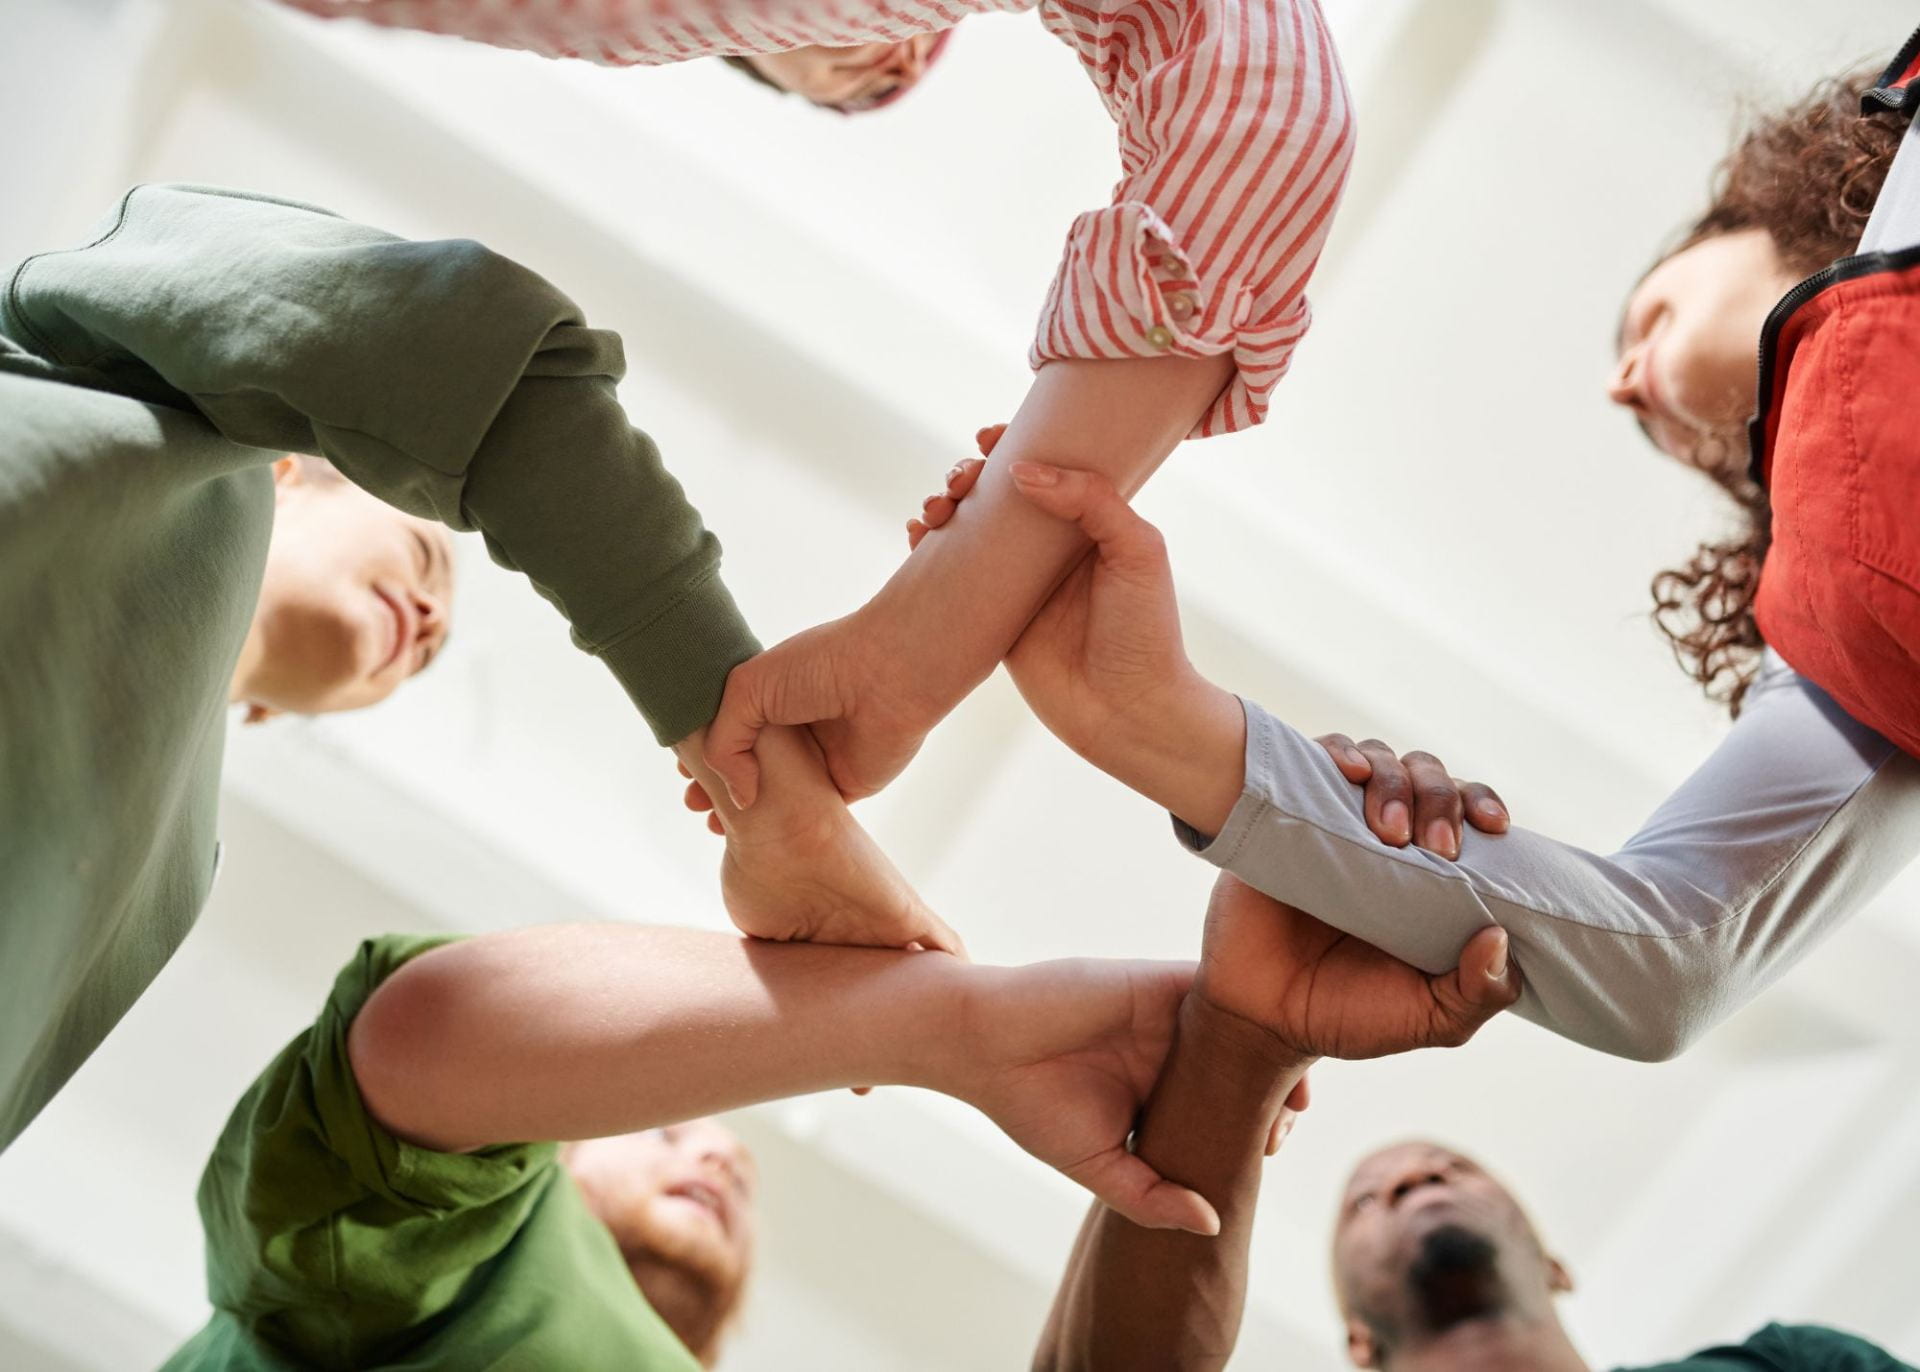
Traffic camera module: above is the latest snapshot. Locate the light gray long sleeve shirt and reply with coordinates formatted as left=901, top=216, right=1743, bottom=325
left=1177, top=655, right=1920, bottom=1060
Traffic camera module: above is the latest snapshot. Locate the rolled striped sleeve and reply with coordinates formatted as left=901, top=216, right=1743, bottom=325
left=1032, top=0, right=1353, bottom=435
left=276, top=0, right=1352, bottom=434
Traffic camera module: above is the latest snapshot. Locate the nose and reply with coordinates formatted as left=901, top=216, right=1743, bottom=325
left=1387, top=1167, right=1449, bottom=1208
left=1607, top=345, right=1647, bottom=412
left=700, top=1139, right=748, bottom=1194
left=410, top=589, right=448, bottom=662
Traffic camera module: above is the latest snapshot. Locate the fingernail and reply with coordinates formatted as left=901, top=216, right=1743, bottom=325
left=1009, top=461, right=1058, bottom=487
left=1426, top=820, right=1457, bottom=858
left=946, top=465, right=963, bottom=483
left=1343, top=747, right=1366, bottom=770
left=1383, top=800, right=1409, bottom=839
left=1484, top=801, right=1508, bottom=822
left=922, top=493, right=941, bottom=509
left=1488, top=932, right=1510, bottom=980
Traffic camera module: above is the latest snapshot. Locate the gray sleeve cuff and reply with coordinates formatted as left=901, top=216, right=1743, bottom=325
left=1169, top=695, right=1269, bottom=859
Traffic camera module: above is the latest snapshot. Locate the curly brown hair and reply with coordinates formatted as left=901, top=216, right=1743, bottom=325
left=1649, top=70, right=1903, bottom=714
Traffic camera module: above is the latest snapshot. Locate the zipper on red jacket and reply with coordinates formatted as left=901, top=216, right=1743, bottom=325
left=1747, top=22, right=1920, bottom=487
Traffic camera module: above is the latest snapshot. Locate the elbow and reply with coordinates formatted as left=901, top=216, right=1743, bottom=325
left=1594, top=976, right=1722, bottom=1064
left=1324, top=88, right=1358, bottom=183
left=346, top=946, right=477, bottom=1149
left=1609, top=1019, right=1695, bottom=1065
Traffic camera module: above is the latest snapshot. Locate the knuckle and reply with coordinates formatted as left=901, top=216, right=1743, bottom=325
left=1375, top=770, right=1412, bottom=799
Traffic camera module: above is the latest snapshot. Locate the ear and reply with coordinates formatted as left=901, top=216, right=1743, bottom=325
left=1547, top=1255, right=1575, bottom=1296
left=242, top=703, right=281, bottom=726
left=1345, top=1316, right=1380, bottom=1368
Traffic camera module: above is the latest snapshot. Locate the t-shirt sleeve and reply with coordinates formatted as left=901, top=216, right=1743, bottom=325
left=193, top=935, right=561, bottom=1367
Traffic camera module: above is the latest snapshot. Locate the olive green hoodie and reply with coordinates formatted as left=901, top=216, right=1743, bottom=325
left=0, top=184, right=759, bottom=1149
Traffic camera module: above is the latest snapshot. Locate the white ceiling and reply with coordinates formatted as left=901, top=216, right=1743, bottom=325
left=3, top=0, right=1919, bottom=1367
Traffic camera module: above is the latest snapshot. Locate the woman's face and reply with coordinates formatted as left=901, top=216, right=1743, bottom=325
left=745, top=35, right=940, bottom=110
left=1610, top=228, right=1803, bottom=475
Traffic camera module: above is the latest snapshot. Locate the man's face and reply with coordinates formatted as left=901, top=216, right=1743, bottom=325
left=565, top=1120, right=760, bottom=1316
left=1330, top=1142, right=1569, bottom=1367
left=743, top=34, right=943, bottom=110
left=241, top=457, right=453, bottom=717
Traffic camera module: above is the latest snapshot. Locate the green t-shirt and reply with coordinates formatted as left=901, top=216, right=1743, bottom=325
left=163, top=935, right=703, bottom=1372
left=1622, top=1323, right=1914, bottom=1371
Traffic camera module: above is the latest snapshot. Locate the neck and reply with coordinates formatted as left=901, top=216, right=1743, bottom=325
left=627, top=1254, right=724, bottom=1367
left=1390, top=1312, right=1588, bottom=1372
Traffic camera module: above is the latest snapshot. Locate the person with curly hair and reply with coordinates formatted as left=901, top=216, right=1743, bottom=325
left=899, top=36, right=1920, bottom=1064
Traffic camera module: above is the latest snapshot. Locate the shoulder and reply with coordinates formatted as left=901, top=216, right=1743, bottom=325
left=1743, top=1323, right=1914, bottom=1370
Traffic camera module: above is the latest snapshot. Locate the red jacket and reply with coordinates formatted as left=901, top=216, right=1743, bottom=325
left=1751, top=28, right=1920, bottom=756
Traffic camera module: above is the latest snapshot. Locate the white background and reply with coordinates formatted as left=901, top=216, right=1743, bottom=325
left=2, top=0, right=1918, bottom=1366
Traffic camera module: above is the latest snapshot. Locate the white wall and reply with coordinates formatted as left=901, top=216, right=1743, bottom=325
left=3, top=0, right=1919, bottom=1367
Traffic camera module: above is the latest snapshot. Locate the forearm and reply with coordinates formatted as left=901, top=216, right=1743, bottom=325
left=1187, top=678, right=1920, bottom=1061
left=348, top=924, right=967, bottom=1152
left=868, top=355, right=1232, bottom=715
left=1088, top=673, right=1247, bottom=839
left=1036, top=996, right=1309, bottom=1372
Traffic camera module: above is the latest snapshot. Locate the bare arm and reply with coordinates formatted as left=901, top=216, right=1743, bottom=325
left=1035, top=997, right=1309, bottom=1372
left=864, top=356, right=1235, bottom=709
left=702, top=354, right=1232, bottom=806
left=349, top=925, right=967, bottom=1150
left=346, top=923, right=1218, bottom=1232
left=1033, top=875, right=1517, bottom=1371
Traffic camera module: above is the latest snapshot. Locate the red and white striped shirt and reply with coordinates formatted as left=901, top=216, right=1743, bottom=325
left=275, top=0, right=1353, bottom=436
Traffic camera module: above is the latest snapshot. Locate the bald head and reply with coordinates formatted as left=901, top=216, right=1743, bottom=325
left=1329, top=1142, right=1573, bottom=1369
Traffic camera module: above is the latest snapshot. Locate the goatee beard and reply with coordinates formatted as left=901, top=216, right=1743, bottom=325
left=1407, top=1224, right=1505, bottom=1334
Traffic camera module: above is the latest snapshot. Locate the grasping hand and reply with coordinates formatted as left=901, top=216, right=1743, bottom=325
left=1193, top=873, right=1519, bottom=1063
left=1314, top=735, right=1510, bottom=860
left=912, top=430, right=1513, bottom=855
left=960, top=957, right=1223, bottom=1235
left=673, top=724, right=964, bottom=957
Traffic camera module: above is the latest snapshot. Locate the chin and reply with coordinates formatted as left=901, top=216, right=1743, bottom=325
left=637, top=1202, right=743, bottom=1289
left=1405, top=1224, right=1507, bottom=1332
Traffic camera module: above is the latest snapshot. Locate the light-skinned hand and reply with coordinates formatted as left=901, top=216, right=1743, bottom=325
left=673, top=724, right=964, bottom=957
left=961, top=956, right=1224, bottom=1235
left=912, top=428, right=1511, bottom=852
left=700, top=611, right=944, bottom=810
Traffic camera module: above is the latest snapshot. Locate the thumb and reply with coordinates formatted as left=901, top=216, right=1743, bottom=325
left=905, top=906, right=970, bottom=962
left=703, top=668, right=770, bottom=810
left=1007, top=463, right=1168, bottom=575
left=1433, top=926, right=1521, bottom=1039
left=1075, top=1148, right=1220, bottom=1236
